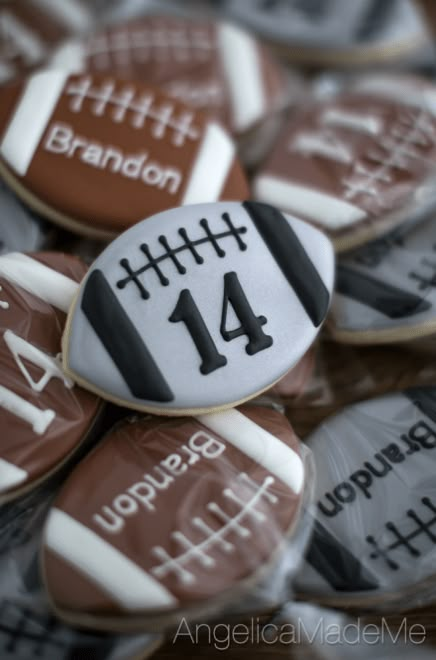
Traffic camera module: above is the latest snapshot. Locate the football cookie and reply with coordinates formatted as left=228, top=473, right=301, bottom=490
left=50, top=15, right=289, bottom=139
left=0, top=251, right=102, bottom=503
left=42, top=406, right=305, bottom=631
left=253, top=75, right=436, bottom=252
left=62, top=201, right=334, bottom=415
left=296, top=387, right=436, bottom=607
left=0, top=179, right=48, bottom=255
left=329, top=214, right=436, bottom=344
left=221, top=0, right=429, bottom=67
left=0, top=70, right=248, bottom=239
left=0, top=0, right=93, bottom=85
left=0, top=485, right=162, bottom=660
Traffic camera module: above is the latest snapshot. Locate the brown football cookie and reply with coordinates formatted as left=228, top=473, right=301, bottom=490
left=0, top=70, right=248, bottom=239
left=50, top=15, right=290, bottom=139
left=0, top=251, right=102, bottom=503
left=42, top=406, right=305, bottom=631
left=253, top=75, right=436, bottom=252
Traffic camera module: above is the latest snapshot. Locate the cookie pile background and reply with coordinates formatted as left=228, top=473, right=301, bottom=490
left=2, top=1, right=436, bottom=659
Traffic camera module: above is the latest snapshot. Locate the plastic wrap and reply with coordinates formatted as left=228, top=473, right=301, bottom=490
left=0, top=483, right=161, bottom=660
left=270, top=602, right=436, bottom=659
left=253, top=73, right=436, bottom=253
left=294, top=386, right=436, bottom=611
left=37, top=406, right=315, bottom=633
left=330, top=210, right=436, bottom=344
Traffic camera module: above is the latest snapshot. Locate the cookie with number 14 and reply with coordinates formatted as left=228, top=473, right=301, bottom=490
left=62, top=201, right=334, bottom=415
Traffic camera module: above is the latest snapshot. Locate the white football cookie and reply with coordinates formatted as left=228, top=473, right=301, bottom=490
left=330, top=214, right=436, bottom=344
left=62, top=201, right=334, bottom=415
left=221, top=0, right=429, bottom=66
left=297, top=387, right=436, bottom=607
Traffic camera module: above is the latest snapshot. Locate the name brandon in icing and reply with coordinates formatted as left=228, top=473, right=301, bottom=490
left=43, top=122, right=182, bottom=194
left=318, top=419, right=436, bottom=519
left=93, top=430, right=226, bottom=534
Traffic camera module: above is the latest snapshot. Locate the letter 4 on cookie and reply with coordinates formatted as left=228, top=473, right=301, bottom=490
left=0, top=251, right=102, bottom=503
left=62, top=201, right=334, bottom=415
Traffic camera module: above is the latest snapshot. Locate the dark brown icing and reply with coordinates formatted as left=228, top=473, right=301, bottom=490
left=43, top=406, right=303, bottom=616
left=0, top=251, right=101, bottom=499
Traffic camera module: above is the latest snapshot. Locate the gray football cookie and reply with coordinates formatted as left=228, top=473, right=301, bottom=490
left=330, top=215, right=436, bottom=343
left=62, top=201, right=334, bottom=415
left=296, top=387, right=436, bottom=607
left=0, top=180, right=48, bottom=255
left=221, top=0, right=429, bottom=65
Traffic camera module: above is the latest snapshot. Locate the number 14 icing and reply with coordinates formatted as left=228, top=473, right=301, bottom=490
left=62, top=201, right=334, bottom=415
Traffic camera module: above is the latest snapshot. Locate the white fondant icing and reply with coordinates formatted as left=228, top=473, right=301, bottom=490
left=321, top=108, right=383, bottom=136
left=4, top=330, right=73, bottom=392
left=254, top=175, right=366, bottom=229
left=0, top=285, right=9, bottom=310
left=181, top=122, right=234, bottom=205
left=196, top=409, right=304, bottom=494
left=353, top=77, right=436, bottom=118
left=0, top=458, right=27, bottom=492
left=31, top=0, right=91, bottom=32
left=0, top=70, right=68, bottom=176
left=291, top=131, right=353, bottom=164
left=0, top=384, right=55, bottom=435
left=0, top=253, right=79, bottom=313
left=218, top=23, right=265, bottom=132
left=50, top=39, right=86, bottom=73
left=45, top=509, right=177, bottom=610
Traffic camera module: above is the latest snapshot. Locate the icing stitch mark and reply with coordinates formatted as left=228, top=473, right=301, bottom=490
left=65, top=77, right=201, bottom=146
left=343, top=110, right=436, bottom=207
left=367, top=497, right=436, bottom=570
left=116, top=213, right=248, bottom=300
left=86, top=26, right=214, bottom=68
left=150, top=473, right=278, bottom=585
